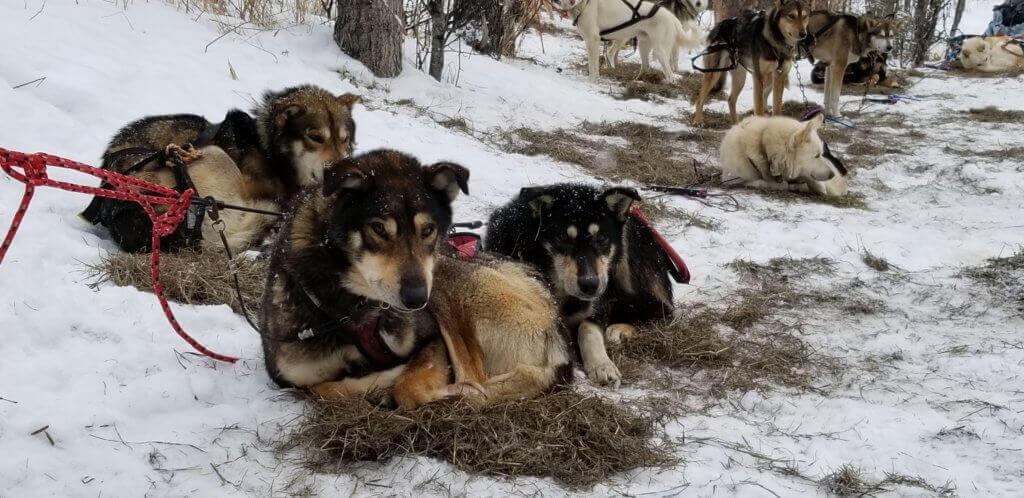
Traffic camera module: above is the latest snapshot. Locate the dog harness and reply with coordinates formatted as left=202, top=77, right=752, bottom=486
left=572, top=0, right=662, bottom=38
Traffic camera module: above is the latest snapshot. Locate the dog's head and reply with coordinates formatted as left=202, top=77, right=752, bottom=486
left=551, top=0, right=585, bottom=11
left=959, top=37, right=992, bottom=69
left=774, top=0, right=810, bottom=43
left=861, top=16, right=898, bottom=54
left=320, top=150, right=468, bottom=311
left=517, top=184, right=639, bottom=301
left=787, top=113, right=834, bottom=182
left=256, top=85, right=360, bottom=187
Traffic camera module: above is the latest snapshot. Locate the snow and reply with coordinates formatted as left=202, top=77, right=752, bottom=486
left=1, top=0, right=1023, bottom=496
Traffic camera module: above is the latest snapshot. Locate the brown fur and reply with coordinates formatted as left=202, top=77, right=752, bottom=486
left=693, top=0, right=809, bottom=126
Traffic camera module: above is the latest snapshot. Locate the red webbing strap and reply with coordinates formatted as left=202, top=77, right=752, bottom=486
left=630, top=205, right=691, bottom=284
left=0, top=147, right=239, bottom=363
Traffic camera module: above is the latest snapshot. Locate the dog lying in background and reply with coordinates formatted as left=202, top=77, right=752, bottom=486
left=811, top=51, right=898, bottom=88
left=554, top=0, right=703, bottom=81
left=693, top=0, right=811, bottom=126
left=959, top=36, right=1024, bottom=73
left=719, top=114, right=848, bottom=197
left=804, top=11, right=898, bottom=116
left=486, top=184, right=676, bottom=387
left=261, top=150, right=571, bottom=409
left=81, top=85, right=358, bottom=253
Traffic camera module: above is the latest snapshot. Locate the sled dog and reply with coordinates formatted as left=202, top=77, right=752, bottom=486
left=261, top=150, right=571, bottom=409
left=693, top=0, right=810, bottom=126
left=719, top=114, right=848, bottom=197
left=554, top=0, right=703, bottom=81
left=804, top=11, right=898, bottom=116
left=486, top=184, right=675, bottom=388
left=959, top=36, right=1024, bottom=73
left=811, top=51, right=898, bottom=88
left=80, top=85, right=358, bottom=253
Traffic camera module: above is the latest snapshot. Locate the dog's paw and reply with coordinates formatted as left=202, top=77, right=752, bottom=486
left=586, top=359, right=621, bottom=388
left=446, top=381, right=486, bottom=397
left=605, top=323, right=637, bottom=345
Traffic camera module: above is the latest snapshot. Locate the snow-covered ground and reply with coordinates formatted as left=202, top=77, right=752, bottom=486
left=1, top=1, right=1022, bottom=496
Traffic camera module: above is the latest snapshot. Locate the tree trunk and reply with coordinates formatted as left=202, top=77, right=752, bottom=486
left=910, top=0, right=942, bottom=66
left=335, top=0, right=404, bottom=78
left=428, top=0, right=446, bottom=80
left=949, top=0, right=966, bottom=35
left=480, top=0, right=505, bottom=56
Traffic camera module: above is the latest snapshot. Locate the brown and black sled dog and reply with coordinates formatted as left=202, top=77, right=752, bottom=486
left=80, top=85, right=358, bottom=253
left=693, top=0, right=810, bottom=126
left=260, top=150, right=571, bottom=409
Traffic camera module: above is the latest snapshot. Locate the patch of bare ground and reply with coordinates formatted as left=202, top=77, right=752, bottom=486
left=962, top=106, right=1024, bottom=123
left=89, top=249, right=266, bottom=316
left=500, top=121, right=719, bottom=186
left=960, top=248, right=1024, bottom=316
left=532, top=21, right=576, bottom=38
left=754, top=188, right=870, bottom=210
left=281, top=390, right=677, bottom=489
left=943, top=145, right=1024, bottom=161
left=612, top=256, right=884, bottom=397
left=819, top=464, right=956, bottom=497
left=594, top=64, right=709, bottom=102
left=641, top=197, right=722, bottom=232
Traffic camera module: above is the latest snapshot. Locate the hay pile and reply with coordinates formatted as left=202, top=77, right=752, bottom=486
left=91, top=249, right=267, bottom=316
left=285, top=390, right=677, bottom=488
left=961, top=248, right=1024, bottom=316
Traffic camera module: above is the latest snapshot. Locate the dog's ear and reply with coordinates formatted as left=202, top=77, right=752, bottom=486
left=790, top=113, right=824, bottom=150
left=859, top=17, right=876, bottom=33
left=337, top=93, right=360, bottom=110
left=600, top=187, right=640, bottom=221
left=425, top=161, right=470, bottom=202
left=274, top=103, right=305, bottom=129
left=519, top=187, right=555, bottom=217
left=323, top=158, right=368, bottom=197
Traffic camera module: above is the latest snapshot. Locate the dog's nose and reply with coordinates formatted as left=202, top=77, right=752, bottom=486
left=399, top=279, right=429, bottom=309
left=577, top=275, right=600, bottom=296
left=885, top=44, right=893, bottom=52
left=799, top=30, right=808, bottom=40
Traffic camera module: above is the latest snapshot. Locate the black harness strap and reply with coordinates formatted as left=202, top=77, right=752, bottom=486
left=600, top=0, right=661, bottom=37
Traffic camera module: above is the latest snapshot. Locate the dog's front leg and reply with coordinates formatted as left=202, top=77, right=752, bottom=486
left=772, top=62, right=789, bottom=116
left=393, top=340, right=460, bottom=409
left=309, top=365, right=406, bottom=400
left=578, top=320, right=621, bottom=387
left=753, top=66, right=767, bottom=116
left=827, top=57, right=847, bottom=116
left=585, top=34, right=602, bottom=81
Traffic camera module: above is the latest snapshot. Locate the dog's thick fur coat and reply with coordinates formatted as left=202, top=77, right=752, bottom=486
left=960, top=36, right=1024, bottom=73
left=486, top=184, right=675, bottom=387
left=805, top=11, right=897, bottom=116
left=81, top=85, right=358, bottom=253
left=555, top=0, right=703, bottom=81
left=261, top=150, right=570, bottom=408
left=719, top=114, right=847, bottom=196
left=693, top=0, right=810, bottom=126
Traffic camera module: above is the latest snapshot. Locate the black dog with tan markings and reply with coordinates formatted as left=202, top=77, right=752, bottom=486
left=261, top=150, right=570, bottom=408
left=486, top=184, right=675, bottom=388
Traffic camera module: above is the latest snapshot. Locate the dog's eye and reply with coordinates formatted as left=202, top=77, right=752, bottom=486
left=421, top=224, right=436, bottom=239
left=307, top=132, right=326, bottom=144
left=594, top=233, right=607, bottom=243
left=370, top=222, right=388, bottom=238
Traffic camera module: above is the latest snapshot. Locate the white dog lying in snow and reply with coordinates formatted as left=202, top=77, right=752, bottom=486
left=959, top=36, right=1024, bottom=73
left=719, top=114, right=848, bottom=197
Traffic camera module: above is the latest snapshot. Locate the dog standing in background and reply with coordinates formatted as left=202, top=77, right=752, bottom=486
left=693, top=0, right=810, bottom=126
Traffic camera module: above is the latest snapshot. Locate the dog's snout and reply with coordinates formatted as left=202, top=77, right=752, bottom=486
left=577, top=274, right=600, bottom=296
left=798, top=30, right=808, bottom=40
left=399, top=276, right=429, bottom=309
left=885, top=44, right=893, bottom=53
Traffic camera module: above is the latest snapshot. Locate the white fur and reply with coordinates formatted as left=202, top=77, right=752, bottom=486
left=555, top=0, right=704, bottom=81
left=960, top=36, right=1024, bottom=73
left=290, top=141, right=326, bottom=186
left=719, top=115, right=846, bottom=197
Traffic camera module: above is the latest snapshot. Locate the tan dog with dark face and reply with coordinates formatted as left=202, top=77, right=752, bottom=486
left=693, top=0, right=809, bottom=126
left=260, top=150, right=571, bottom=409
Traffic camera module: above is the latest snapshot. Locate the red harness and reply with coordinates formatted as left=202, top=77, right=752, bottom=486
left=0, top=147, right=239, bottom=363
left=631, top=206, right=691, bottom=284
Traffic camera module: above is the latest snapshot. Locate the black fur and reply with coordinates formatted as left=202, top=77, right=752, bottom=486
left=811, top=51, right=889, bottom=85
left=485, top=184, right=674, bottom=333
left=260, top=149, right=465, bottom=388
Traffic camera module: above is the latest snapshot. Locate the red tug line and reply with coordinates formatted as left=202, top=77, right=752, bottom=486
left=0, top=147, right=239, bottom=363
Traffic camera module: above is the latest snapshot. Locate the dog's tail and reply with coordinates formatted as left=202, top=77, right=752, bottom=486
left=675, top=18, right=704, bottom=51
left=701, top=49, right=727, bottom=94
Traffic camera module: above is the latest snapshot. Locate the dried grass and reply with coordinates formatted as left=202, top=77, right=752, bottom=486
left=502, top=122, right=719, bottom=187
left=963, top=106, right=1024, bottom=124
left=89, top=249, right=267, bottom=315
left=960, top=248, right=1024, bottom=316
left=283, top=390, right=677, bottom=489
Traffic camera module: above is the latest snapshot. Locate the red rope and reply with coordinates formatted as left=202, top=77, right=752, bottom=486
left=630, top=205, right=691, bottom=284
left=0, top=147, right=239, bottom=363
